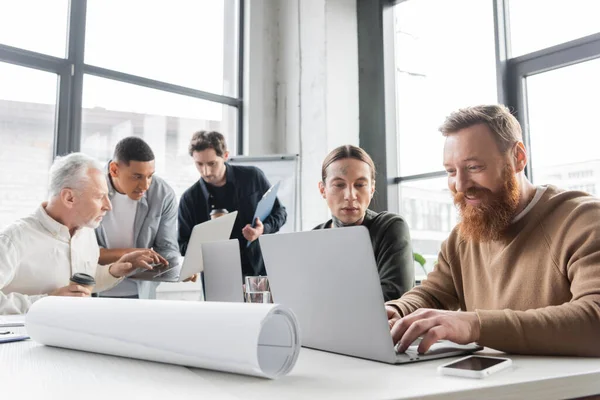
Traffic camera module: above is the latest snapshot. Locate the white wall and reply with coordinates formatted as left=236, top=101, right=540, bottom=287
left=245, top=0, right=360, bottom=230
left=325, top=0, right=360, bottom=148
left=244, top=0, right=279, bottom=155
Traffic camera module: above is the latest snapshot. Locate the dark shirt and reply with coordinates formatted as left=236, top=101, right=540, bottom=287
left=178, top=163, right=287, bottom=277
left=313, top=209, right=414, bottom=301
left=205, top=182, right=236, bottom=214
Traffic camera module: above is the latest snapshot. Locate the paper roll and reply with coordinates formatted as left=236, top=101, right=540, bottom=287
left=26, top=297, right=301, bottom=379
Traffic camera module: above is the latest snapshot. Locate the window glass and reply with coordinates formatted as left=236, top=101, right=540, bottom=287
left=0, top=0, right=69, bottom=57
left=399, top=177, right=457, bottom=279
left=85, top=0, right=239, bottom=96
left=509, top=0, right=600, bottom=57
left=0, top=62, right=57, bottom=228
left=81, top=75, right=238, bottom=200
left=393, top=0, right=497, bottom=177
left=526, top=58, right=600, bottom=197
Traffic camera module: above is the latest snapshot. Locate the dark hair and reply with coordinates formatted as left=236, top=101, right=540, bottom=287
left=439, top=104, right=522, bottom=153
left=321, top=145, right=376, bottom=182
left=113, top=136, right=155, bottom=165
left=188, top=131, right=228, bottom=157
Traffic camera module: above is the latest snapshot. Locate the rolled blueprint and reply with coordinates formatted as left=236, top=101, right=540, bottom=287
left=26, top=297, right=300, bottom=379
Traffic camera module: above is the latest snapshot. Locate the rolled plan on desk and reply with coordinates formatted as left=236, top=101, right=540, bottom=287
left=26, top=297, right=300, bottom=379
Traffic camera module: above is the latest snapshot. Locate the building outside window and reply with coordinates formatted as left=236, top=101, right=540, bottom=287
left=0, top=0, right=241, bottom=229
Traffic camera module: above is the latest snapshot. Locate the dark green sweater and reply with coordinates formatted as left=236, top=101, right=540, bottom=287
left=313, top=209, right=414, bottom=301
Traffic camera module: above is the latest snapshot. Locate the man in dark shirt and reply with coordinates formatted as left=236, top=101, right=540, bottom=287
left=178, top=131, right=287, bottom=278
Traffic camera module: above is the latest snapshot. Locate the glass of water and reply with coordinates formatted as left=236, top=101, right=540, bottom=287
left=244, top=276, right=271, bottom=303
left=245, top=291, right=271, bottom=303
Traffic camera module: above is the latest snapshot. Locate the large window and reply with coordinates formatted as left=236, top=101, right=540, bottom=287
left=0, top=1, right=243, bottom=229
left=0, top=0, right=69, bottom=57
left=389, top=0, right=600, bottom=271
left=392, top=0, right=497, bottom=268
left=0, top=62, right=57, bottom=227
left=507, top=7, right=600, bottom=198
left=81, top=76, right=238, bottom=199
left=393, top=0, right=498, bottom=177
left=85, top=0, right=237, bottom=96
left=525, top=58, right=600, bottom=192
left=509, top=0, right=600, bottom=57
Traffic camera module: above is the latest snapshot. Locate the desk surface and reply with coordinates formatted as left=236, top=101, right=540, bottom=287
left=3, top=327, right=600, bottom=400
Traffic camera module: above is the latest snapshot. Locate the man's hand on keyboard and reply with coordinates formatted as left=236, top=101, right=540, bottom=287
left=390, top=309, right=481, bottom=354
left=386, top=305, right=401, bottom=329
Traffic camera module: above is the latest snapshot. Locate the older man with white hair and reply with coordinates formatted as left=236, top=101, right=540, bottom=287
left=0, top=153, right=156, bottom=314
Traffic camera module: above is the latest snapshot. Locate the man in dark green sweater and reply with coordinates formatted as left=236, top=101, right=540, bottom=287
left=314, top=145, right=414, bottom=301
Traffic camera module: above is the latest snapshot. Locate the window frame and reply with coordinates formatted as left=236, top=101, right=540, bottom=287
left=0, top=0, right=245, bottom=158
left=507, top=31, right=600, bottom=181
left=385, top=0, right=509, bottom=194
left=375, top=0, right=600, bottom=268
left=385, top=0, right=600, bottom=207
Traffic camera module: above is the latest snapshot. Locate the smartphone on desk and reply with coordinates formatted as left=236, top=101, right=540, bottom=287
left=438, top=355, right=512, bottom=379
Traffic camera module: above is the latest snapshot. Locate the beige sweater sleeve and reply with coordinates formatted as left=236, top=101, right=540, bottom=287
left=386, top=238, right=461, bottom=317
left=94, top=264, right=123, bottom=293
left=477, top=202, right=600, bottom=356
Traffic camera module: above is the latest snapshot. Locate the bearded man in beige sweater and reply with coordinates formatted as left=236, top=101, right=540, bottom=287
left=387, top=104, right=600, bottom=357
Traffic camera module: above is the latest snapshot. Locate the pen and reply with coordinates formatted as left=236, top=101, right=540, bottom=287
left=0, top=334, right=30, bottom=343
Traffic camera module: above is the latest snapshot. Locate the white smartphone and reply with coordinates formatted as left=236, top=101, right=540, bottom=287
left=438, top=355, right=512, bottom=379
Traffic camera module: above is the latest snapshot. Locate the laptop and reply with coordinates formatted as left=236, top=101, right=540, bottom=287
left=202, top=239, right=244, bottom=302
left=259, top=226, right=482, bottom=364
left=131, top=212, right=238, bottom=282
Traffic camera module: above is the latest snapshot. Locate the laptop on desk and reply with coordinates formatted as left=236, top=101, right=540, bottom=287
left=259, top=226, right=482, bottom=364
left=131, top=212, right=238, bottom=283
left=202, top=239, right=244, bottom=302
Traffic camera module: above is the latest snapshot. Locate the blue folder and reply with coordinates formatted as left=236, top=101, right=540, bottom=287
left=248, top=181, right=281, bottom=245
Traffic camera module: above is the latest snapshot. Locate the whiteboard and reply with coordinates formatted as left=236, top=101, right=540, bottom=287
left=228, top=155, right=299, bottom=233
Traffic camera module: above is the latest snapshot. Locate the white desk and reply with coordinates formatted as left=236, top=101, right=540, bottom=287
left=3, top=327, right=600, bottom=399
left=155, top=280, right=204, bottom=301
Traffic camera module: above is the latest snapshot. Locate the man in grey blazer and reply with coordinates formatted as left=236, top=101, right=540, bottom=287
left=95, top=136, right=184, bottom=298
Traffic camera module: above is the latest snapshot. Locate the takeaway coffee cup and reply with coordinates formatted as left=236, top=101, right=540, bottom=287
left=70, top=273, right=96, bottom=294
left=210, top=208, right=229, bottom=220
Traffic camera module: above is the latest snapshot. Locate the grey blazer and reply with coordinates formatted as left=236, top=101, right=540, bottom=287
left=95, top=167, right=181, bottom=274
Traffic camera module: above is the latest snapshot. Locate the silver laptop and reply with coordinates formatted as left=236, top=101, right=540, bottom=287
left=131, top=212, right=238, bottom=282
left=260, top=226, right=482, bottom=364
left=202, top=239, right=244, bottom=302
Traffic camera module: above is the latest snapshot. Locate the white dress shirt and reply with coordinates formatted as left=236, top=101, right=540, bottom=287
left=0, top=204, right=121, bottom=314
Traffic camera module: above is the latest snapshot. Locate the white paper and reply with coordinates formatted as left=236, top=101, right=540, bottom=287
left=0, top=314, right=25, bottom=327
left=26, top=297, right=301, bottom=379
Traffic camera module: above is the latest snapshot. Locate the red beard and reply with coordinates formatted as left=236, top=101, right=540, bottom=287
left=453, top=165, right=520, bottom=242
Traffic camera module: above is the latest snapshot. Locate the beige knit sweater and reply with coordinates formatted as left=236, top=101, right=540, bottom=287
left=387, top=186, right=600, bottom=356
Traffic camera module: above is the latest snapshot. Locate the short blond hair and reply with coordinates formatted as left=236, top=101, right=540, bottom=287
left=439, top=105, right=522, bottom=153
